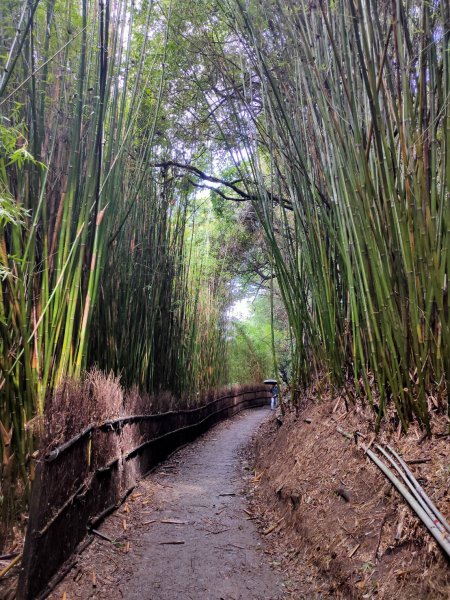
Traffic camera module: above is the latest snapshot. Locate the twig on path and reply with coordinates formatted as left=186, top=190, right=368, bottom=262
left=332, top=396, right=342, bottom=413
left=339, top=523, right=357, bottom=540
left=219, top=492, right=236, bottom=497
left=158, top=540, right=185, bottom=545
left=91, top=529, right=115, bottom=544
left=155, top=481, right=174, bottom=489
left=205, top=528, right=230, bottom=535
left=160, top=519, right=188, bottom=525
left=214, top=543, right=247, bottom=551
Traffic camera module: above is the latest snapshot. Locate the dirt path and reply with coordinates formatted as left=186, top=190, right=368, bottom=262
left=51, top=408, right=284, bottom=600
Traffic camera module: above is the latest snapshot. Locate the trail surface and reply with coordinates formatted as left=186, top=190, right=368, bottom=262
left=51, top=408, right=283, bottom=600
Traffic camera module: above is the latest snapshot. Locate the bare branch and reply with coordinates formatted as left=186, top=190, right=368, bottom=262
left=152, top=160, right=293, bottom=210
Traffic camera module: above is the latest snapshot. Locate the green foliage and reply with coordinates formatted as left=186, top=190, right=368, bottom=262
left=228, top=293, right=289, bottom=385
left=0, top=0, right=232, bottom=520
left=221, top=0, right=450, bottom=427
left=0, top=194, right=28, bottom=229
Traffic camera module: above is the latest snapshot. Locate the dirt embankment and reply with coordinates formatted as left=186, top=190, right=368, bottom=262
left=246, top=396, right=449, bottom=599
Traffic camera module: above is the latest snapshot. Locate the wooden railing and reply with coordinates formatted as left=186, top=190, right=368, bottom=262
left=17, top=386, right=270, bottom=599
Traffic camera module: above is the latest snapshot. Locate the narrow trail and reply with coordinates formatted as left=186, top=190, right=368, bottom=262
left=52, top=408, right=284, bottom=600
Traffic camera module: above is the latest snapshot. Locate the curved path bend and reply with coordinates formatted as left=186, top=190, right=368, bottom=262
left=52, top=408, right=284, bottom=600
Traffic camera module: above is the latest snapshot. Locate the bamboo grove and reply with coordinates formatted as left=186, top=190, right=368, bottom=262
left=217, top=0, right=449, bottom=429
left=1, top=0, right=449, bottom=528
left=0, top=0, right=229, bottom=512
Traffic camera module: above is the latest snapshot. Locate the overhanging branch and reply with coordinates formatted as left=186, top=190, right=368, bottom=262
left=152, top=160, right=293, bottom=211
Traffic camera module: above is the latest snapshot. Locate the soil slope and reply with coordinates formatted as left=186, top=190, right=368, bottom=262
left=246, top=397, right=449, bottom=599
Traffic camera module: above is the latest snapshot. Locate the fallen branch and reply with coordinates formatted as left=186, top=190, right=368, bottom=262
left=366, top=447, right=450, bottom=558
left=395, top=507, right=407, bottom=540
left=336, top=426, right=353, bottom=440
left=0, top=554, right=22, bottom=578
left=263, top=515, right=285, bottom=535
left=0, top=552, right=19, bottom=561
left=374, top=514, right=387, bottom=560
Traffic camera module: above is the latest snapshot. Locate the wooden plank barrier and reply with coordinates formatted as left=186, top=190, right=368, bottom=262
left=17, top=386, right=271, bottom=599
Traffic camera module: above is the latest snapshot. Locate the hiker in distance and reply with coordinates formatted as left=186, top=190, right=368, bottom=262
left=270, top=383, right=278, bottom=411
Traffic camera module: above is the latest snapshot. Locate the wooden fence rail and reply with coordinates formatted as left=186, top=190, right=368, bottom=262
left=17, top=386, right=271, bottom=599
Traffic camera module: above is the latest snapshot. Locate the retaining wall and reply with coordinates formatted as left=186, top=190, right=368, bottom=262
left=17, top=386, right=270, bottom=599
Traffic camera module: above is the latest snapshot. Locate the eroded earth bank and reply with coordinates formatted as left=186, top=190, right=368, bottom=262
left=246, top=395, right=450, bottom=600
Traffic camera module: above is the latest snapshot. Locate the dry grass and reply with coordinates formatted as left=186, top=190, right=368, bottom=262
left=42, top=371, right=261, bottom=451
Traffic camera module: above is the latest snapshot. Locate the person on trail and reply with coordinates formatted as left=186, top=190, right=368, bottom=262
left=270, top=383, right=278, bottom=410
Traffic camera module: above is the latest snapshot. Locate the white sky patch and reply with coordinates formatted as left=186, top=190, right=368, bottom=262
left=227, top=297, right=252, bottom=321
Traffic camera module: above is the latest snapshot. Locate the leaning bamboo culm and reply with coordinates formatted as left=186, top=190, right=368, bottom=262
left=221, top=0, right=449, bottom=428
